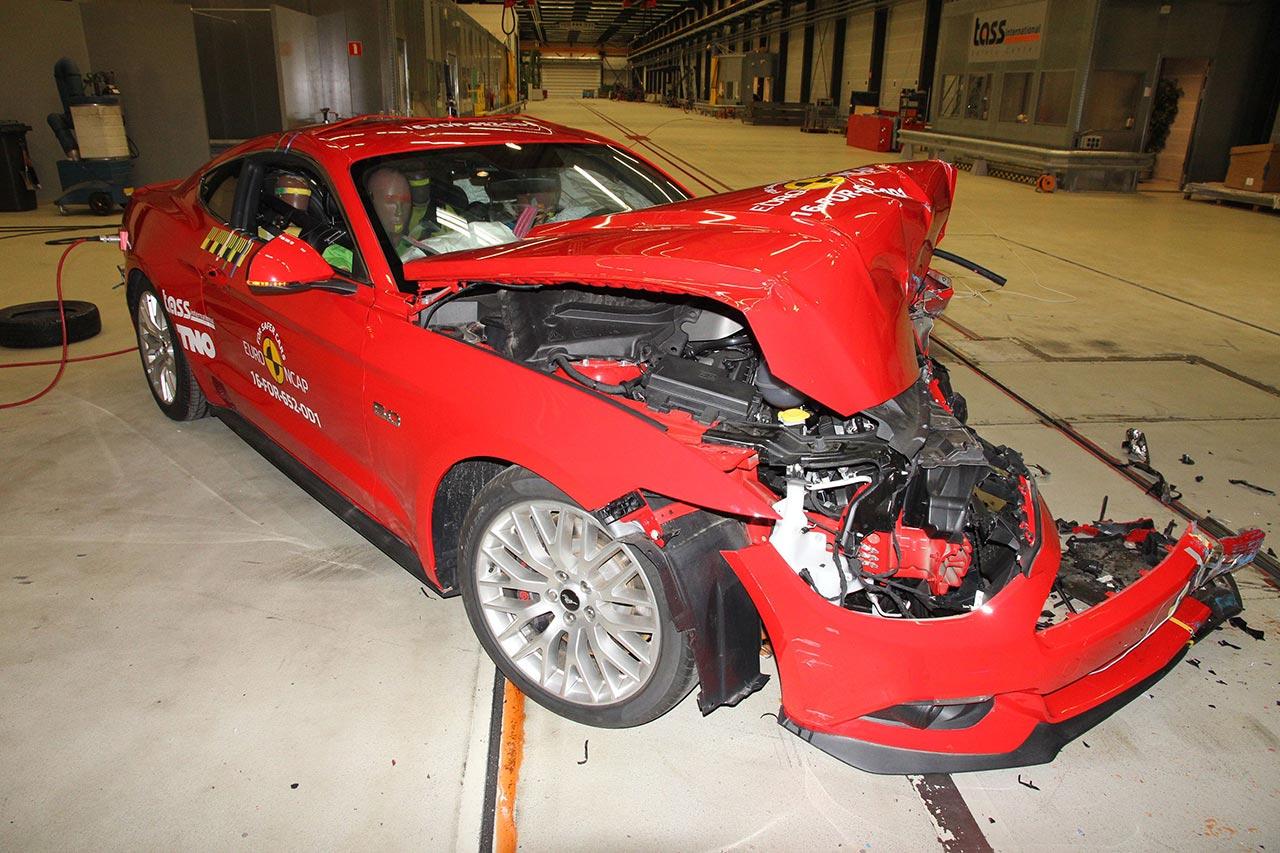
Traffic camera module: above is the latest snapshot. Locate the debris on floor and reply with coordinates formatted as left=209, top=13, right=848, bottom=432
left=1122, top=428, right=1149, bottom=464
left=1228, top=617, right=1265, bottom=641
left=577, top=739, right=589, bottom=766
left=1180, top=454, right=1195, bottom=465
left=1116, top=430, right=1181, bottom=500
left=1017, top=775, right=1041, bottom=791
left=1228, top=478, right=1276, bottom=496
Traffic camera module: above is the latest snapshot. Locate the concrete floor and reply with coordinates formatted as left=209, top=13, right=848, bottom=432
left=1, top=100, right=1277, bottom=851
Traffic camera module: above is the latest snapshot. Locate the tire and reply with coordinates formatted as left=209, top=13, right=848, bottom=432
left=128, top=280, right=208, bottom=421
left=89, top=192, right=114, bottom=215
left=0, top=300, right=101, bottom=349
left=459, top=467, right=696, bottom=727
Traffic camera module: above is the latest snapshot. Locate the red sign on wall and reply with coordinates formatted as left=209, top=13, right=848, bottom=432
left=348, top=41, right=363, bottom=57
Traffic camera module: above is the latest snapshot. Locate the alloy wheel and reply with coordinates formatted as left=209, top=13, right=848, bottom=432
left=474, top=499, right=662, bottom=706
left=136, top=291, right=178, bottom=405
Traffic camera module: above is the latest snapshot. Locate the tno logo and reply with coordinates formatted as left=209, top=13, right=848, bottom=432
left=973, top=16, right=1007, bottom=46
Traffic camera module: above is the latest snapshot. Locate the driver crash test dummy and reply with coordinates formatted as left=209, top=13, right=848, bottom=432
left=261, top=171, right=354, bottom=273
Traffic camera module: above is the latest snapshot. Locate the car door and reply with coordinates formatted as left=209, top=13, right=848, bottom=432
left=153, top=160, right=245, bottom=371
left=200, top=155, right=380, bottom=515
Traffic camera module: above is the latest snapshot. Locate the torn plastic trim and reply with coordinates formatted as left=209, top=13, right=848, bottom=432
left=1042, top=518, right=1263, bottom=627
left=612, top=500, right=771, bottom=715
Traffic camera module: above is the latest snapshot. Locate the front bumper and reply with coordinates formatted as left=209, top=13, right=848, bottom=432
left=724, top=497, right=1255, bottom=773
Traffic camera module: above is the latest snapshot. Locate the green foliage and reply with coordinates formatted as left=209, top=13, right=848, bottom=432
left=1145, top=77, right=1184, bottom=154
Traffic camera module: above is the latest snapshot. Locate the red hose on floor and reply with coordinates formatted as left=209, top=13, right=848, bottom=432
left=0, top=240, right=135, bottom=409
left=1, top=347, right=137, bottom=369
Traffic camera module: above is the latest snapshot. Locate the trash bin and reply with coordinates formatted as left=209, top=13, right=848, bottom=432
left=0, top=121, right=38, bottom=212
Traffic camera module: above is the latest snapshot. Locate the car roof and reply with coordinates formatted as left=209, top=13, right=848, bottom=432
left=286, top=115, right=612, bottom=165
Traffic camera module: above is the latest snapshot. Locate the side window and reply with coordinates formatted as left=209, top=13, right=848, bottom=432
left=199, top=162, right=241, bottom=224
left=253, top=163, right=364, bottom=281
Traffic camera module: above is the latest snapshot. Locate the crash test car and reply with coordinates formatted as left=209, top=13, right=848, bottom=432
left=119, top=115, right=1264, bottom=773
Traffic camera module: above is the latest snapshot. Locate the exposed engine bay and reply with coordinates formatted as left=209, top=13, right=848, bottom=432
left=423, top=282, right=1039, bottom=619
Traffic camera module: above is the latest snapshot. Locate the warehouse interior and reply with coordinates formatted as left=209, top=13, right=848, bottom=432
left=1, top=0, right=1278, bottom=849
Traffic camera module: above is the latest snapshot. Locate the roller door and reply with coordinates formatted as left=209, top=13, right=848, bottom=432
left=541, top=59, right=601, bottom=98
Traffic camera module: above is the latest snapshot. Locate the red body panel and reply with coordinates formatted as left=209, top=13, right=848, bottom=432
left=726, top=499, right=1216, bottom=755
left=359, top=308, right=779, bottom=551
left=406, top=160, right=956, bottom=416
left=121, top=115, right=1245, bottom=769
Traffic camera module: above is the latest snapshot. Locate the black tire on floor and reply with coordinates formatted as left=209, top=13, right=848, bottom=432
left=458, top=467, right=698, bottom=728
left=127, top=279, right=209, bottom=421
left=0, top=300, right=102, bottom=349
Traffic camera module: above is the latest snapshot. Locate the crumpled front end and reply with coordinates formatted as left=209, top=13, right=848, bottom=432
left=404, top=157, right=1262, bottom=772
left=406, top=160, right=958, bottom=416
left=725, top=497, right=1258, bottom=771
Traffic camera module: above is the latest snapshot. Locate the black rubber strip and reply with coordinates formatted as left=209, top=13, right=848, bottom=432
left=477, top=669, right=506, bottom=853
left=910, top=774, right=994, bottom=853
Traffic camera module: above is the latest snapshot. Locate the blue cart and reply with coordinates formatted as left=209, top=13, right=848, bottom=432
left=55, top=157, right=132, bottom=215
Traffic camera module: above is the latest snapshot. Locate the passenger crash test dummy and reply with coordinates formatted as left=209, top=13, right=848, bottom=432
left=368, top=166, right=512, bottom=258
left=366, top=167, right=426, bottom=261
left=404, top=167, right=436, bottom=241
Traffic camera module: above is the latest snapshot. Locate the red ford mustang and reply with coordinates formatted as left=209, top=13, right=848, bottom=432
left=120, top=115, right=1262, bottom=772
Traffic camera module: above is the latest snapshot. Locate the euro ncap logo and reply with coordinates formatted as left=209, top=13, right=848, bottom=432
left=260, top=335, right=285, bottom=384
left=784, top=175, right=846, bottom=191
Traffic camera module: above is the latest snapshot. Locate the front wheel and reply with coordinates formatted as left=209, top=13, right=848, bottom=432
left=129, top=281, right=208, bottom=421
left=459, top=468, right=696, bottom=727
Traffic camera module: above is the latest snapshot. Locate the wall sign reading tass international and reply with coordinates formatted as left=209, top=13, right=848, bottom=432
left=969, top=1, right=1046, bottom=62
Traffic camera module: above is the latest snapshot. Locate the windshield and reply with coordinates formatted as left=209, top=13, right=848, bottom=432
left=352, top=142, right=689, bottom=264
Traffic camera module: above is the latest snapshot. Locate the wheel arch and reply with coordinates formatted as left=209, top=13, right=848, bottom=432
left=428, top=456, right=512, bottom=594
left=125, top=266, right=149, bottom=309
left=422, top=452, right=770, bottom=715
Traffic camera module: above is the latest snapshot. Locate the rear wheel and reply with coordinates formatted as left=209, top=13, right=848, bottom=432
left=129, top=282, right=208, bottom=421
left=459, top=468, right=696, bottom=727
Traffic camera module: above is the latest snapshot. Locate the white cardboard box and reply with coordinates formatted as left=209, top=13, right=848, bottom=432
left=71, top=103, right=130, bottom=159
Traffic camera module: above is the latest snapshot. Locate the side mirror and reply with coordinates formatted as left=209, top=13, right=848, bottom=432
left=246, top=232, right=355, bottom=295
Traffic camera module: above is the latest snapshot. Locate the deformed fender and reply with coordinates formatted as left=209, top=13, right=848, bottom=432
left=359, top=315, right=779, bottom=587
left=628, top=506, right=770, bottom=714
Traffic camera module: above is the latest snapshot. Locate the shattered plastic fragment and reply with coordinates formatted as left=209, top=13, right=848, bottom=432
left=1228, top=617, right=1264, bottom=641
left=1122, top=428, right=1149, bottom=464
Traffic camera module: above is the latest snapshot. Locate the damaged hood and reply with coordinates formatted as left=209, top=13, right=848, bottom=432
left=404, top=160, right=957, bottom=415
